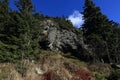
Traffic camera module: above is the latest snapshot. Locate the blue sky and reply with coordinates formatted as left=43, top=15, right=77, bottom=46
left=10, top=0, right=120, bottom=27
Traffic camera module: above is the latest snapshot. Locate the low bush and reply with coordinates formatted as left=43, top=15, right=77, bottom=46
left=108, top=69, right=120, bottom=80
left=94, top=72, right=107, bottom=80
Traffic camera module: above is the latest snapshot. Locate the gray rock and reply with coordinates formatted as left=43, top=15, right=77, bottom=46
left=39, top=20, right=91, bottom=55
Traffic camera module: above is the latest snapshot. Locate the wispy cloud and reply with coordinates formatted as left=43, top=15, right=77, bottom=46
left=68, top=10, right=84, bottom=28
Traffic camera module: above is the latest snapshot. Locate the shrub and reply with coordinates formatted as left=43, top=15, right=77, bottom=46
left=94, top=72, right=107, bottom=80
left=108, top=69, right=120, bottom=80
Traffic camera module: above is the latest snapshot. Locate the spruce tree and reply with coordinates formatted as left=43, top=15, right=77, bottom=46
left=82, top=0, right=115, bottom=63
left=14, top=0, right=40, bottom=60
left=15, top=0, right=34, bottom=14
left=110, top=22, right=120, bottom=63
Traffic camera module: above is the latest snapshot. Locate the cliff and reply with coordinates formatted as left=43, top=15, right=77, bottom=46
left=39, top=19, right=91, bottom=60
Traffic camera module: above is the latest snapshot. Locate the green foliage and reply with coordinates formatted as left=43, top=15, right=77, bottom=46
left=53, top=16, right=74, bottom=30
left=82, top=0, right=120, bottom=63
left=94, top=72, right=107, bottom=80
left=14, top=61, right=28, bottom=77
left=0, top=0, right=9, bottom=13
left=0, top=0, right=41, bottom=62
left=0, top=0, right=120, bottom=65
left=15, top=0, right=34, bottom=14
left=108, top=69, right=120, bottom=80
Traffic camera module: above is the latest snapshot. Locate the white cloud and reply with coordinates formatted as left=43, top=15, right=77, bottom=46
left=68, top=10, right=84, bottom=28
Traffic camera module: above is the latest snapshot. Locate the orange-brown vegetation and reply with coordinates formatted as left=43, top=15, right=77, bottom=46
left=89, top=63, right=111, bottom=77
left=0, top=52, right=96, bottom=80
left=75, top=67, right=95, bottom=80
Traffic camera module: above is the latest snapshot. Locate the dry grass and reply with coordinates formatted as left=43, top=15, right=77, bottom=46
left=89, top=63, right=111, bottom=77
left=0, top=63, right=22, bottom=80
left=0, top=51, right=95, bottom=80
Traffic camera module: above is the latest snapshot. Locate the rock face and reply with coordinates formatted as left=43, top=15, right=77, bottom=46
left=39, top=20, right=90, bottom=56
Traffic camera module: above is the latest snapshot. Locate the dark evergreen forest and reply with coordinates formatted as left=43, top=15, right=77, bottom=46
left=0, top=0, right=120, bottom=65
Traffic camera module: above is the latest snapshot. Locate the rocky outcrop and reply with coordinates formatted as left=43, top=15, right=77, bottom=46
left=39, top=20, right=90, bottom=56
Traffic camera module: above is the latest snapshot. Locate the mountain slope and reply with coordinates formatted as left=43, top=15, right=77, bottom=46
left=0, top=51, right=96, bottom=80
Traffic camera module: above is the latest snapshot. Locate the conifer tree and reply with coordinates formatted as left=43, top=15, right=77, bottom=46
left=14, top=0, right=40, bottom=60
left=82, top=0, right=115, bottom=63
left=0, top=0, right=18, bottom=62
left=15, top=0, right=34, bottom=14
